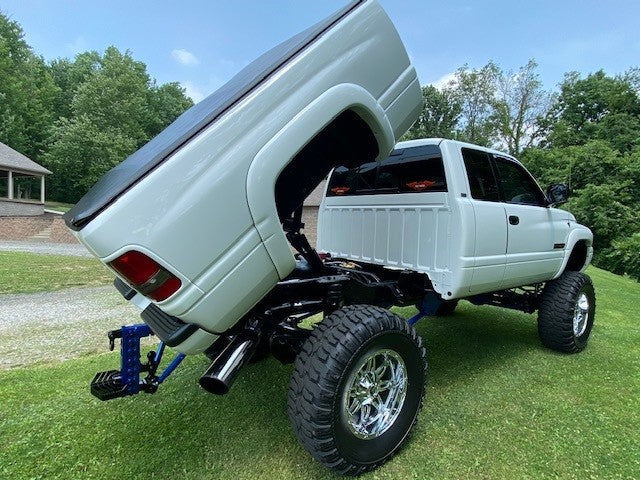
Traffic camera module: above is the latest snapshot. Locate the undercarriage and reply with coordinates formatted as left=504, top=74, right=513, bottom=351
left=91, top=209, right=548, bottom=401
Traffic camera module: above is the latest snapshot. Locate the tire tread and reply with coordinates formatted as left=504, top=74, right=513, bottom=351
left=287, top=305, right=427, bottom=475
left=538, top=271, right=595, bottom=353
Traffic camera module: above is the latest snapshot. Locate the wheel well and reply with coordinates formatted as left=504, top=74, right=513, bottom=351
left=274, top=109, right=379, bottom=221
left=566, top=241, right=588, bottom=271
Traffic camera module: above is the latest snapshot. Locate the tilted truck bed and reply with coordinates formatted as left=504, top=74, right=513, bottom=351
left=65, top=0, right=422, bottom=354
left=65, top=1, right=365, bottom=231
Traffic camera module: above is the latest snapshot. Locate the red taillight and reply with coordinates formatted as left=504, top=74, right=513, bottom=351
left=148, top=277, right=182, bottom=302
left=109, top=251, right=182, bottom=302
left=110, top=251, right=160, bottom=285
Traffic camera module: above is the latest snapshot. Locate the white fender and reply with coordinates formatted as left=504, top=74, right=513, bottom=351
left=553, top=225, right=594, bottom=278
left=246, top=83, right=395, bottom=278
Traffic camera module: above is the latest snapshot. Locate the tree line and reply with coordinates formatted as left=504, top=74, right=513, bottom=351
left=0, top=13, right=192, bottom=203
left=404, top=61, right=640, bottom=281
left=1, top=12, right=639, bottom=280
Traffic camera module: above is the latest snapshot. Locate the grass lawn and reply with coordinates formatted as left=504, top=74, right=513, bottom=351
left=0, top=266, right=638, bottom=479
left=0, top=251, right=112, bottom=294
left=44, top=201, right=74, bottom=213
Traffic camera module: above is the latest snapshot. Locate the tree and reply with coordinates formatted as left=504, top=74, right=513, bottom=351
left=605, top=233, right=640, bottom=281
left=566, top=182, right=640, bottom=256
left=453, top=61, right=500, bottom=146
left=545, top=70, right=640, bottom=152
left=145, top=82, right=193, bottom=138
left=404, top=85, right=461, bottom=140
left=492, top=60, right=552, bottom=156
left=0, top=12, right=57, bottom=160
left=43, top=115, right=137, bottom=203
left=49, top=51, right=100, bottom=120
left=41, top=46, right=192, bottom=202
left=71, top=46, right=152, bottom=146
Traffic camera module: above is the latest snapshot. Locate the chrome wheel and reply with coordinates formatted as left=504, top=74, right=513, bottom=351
left=342, top=349, right=407, bottom=440
left=573, top=292, right=589, bottom=337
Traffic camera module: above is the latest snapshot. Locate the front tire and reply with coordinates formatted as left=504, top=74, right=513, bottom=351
left=538, top=271, right=596, bottom=353
left=287, top=305, right=427, bottom=475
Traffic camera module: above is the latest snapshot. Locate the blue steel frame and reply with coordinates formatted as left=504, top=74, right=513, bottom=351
left=407, top=293, right=444, bottom=325
left=117, top=323, right=185, bottom=395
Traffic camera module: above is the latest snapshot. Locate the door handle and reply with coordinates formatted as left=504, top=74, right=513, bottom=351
left=509, top=215, right=520, bottom=225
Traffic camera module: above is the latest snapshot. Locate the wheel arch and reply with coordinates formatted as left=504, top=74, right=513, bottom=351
left=553, top=227, right=594, bottom=278
left=246, top=84, right=395, bottom=278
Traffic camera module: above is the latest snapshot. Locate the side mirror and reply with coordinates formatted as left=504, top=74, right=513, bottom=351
left=546, top=183, right=570, bottom=206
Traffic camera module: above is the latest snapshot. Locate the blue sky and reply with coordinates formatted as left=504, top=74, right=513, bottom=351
left=2, top=1, right=639, bottom=102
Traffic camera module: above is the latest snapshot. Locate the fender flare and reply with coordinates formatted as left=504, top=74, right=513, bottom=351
left=553, top=226, right=594, bottom=278
left=245, top=83, right=394, bottom=278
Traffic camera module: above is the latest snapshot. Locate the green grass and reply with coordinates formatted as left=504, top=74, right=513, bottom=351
left=0, top=251, right=112, bottom=294
left=1, top=266, right=638, bottom=479
left=44, top=200, right=74, bottom=213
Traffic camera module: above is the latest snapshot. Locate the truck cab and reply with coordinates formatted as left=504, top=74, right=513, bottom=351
left=318, top=138, right=593, bottom=299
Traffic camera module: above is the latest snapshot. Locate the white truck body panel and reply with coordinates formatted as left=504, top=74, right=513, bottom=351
left=65, top=1, right=422, bottom=353
left=318, top=139, right=593, bottom=300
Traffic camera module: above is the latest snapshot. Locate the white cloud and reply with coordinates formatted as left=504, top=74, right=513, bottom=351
left=181, top=81, right=205, bottom=103
left=171, top=48, right=200, bottom=67
left=429, top=72, right=457, bottom=90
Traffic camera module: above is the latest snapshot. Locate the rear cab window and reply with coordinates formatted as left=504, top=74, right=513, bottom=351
left=461, top=148, right=500, bottom=202
left=327, top=144, right=446, bottom=196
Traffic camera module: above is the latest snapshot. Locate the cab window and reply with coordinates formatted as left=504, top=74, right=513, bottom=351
left=462, top=148, right=500, bottom=202
left=493, top=158, right=546, bottom=206
left=327, top=145, right=446, bottom=196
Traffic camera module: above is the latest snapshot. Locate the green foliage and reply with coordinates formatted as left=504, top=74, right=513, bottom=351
left=523, top=139, right=640, bottom=273
left=605, top=233, right=640, bottom=280
left=43, top=115, right=137, bottom=203
left=48, top=51, right=101, bottom=120
left=566, top=183, right=640, bottom=253
left=41, top=47, right=193, bottom=202
left=146, top=82, right=194, bottom=138
left=453, top=61, right=500, bottom=146
left=70, top=47, right=152, bottom=145
left=404, top=85, right=461, bottom=140
left=492, top=60, right=552, bottom=156
left=412, top=60, right=551, bottom=155
left=0, top=13, right=58, bottom=160
left=546, top=70, right=640, bottom=152
left=0, top=12, right=193, bottom=203
left=519, top=147, right=567, bottom=187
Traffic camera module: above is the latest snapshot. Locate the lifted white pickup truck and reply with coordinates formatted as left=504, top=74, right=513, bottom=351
left=64, top=1, right=595, bottom=475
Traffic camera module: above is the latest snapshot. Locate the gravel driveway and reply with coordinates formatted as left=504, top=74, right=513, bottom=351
left=0, top=240, right=92, bottom=257
left=0, top=285, right=147, bottom=369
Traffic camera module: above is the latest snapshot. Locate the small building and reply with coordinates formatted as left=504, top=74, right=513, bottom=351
left=0, top=142, right=51, bottom=216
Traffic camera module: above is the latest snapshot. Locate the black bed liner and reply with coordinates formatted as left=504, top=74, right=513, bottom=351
left=64, top=1, right=364, bottom=231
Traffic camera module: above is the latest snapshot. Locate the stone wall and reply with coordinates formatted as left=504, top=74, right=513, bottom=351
left=0, top=212, right=78, bottom=243
left=0, top=199, right=44, bottom=216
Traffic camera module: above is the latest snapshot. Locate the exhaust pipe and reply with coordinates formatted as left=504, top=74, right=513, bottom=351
left=199, top=334, right=259, bottom=395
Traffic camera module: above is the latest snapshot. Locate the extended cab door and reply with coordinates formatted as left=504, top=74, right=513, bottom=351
left=461, top=148, right=507, bottom=293
left=493, top=157, right=567, bottom=287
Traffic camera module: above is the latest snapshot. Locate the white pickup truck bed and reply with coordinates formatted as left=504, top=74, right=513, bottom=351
left=64, top=0, right=422, bottom=353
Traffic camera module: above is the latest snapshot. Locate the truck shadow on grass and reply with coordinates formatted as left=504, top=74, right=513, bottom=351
left=1, top=303, right=544, bottom=480
left=98, top=304, right=541, bottom=478
left=413, top=302, right=542, bottom=390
